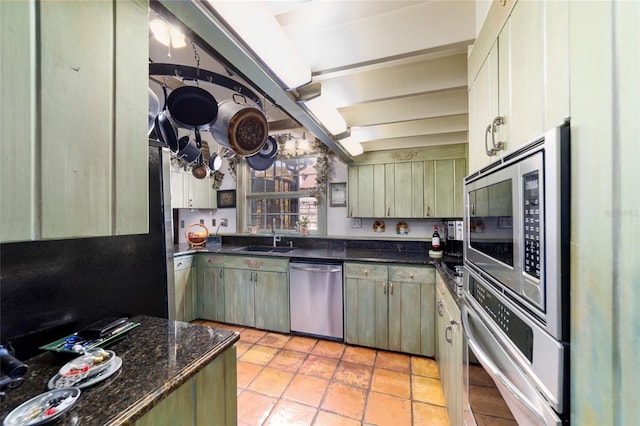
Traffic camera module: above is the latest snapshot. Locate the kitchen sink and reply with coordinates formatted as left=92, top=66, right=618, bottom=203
left=233, top=246, right=294, bottom=253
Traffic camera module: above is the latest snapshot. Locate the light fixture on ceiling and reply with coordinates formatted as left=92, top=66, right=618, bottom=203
left=278, top=132, right=312, bottom=156
left=207, top=1, right=311, bottom=89
left=150, top=19, right=186, bottom=49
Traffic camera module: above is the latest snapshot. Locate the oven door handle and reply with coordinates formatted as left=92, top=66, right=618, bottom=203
left=462, top=305, right=548, bottom=425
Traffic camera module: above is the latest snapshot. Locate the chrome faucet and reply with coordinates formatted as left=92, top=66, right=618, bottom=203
left=272, top=218, right=281, bottom=247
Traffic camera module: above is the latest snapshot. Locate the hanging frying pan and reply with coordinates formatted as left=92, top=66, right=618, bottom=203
left=246, top=152, right=276, bottom=171
left=257, top=136, right=278, bottom=159
left=167, top=84, right=218, bottom=154
left=154, top=86, right=179, bottom=153
left=192, top=155, right=209, bottom=180
left=209, top=152, right=222, bottom=172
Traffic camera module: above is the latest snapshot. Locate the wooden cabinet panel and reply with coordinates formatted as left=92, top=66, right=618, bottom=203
left=194, top=347, right=237, bottom=426
left=468, top=0, right=570, bottom=175
left=1, top=0, right=36, bottom=242
left=435, top=273, right=463, bottom=426
left=1, top=0, right=148, bottom=242
left=254, top=271, right=289, bottom=333
left=174, top=255, right=195, bottom=322
left=372, top=164, right=386, bottom=217
left=222, top=255, right=288, bottom=331
left=135, top=346, right=237, bottom=426
left=224, top=268, right=255, bottom=327
left=197, top=255, right=225, bottom=322
left=347, top=145, right=467, bottom=219
left=344, top=276, right=387, bottom=349
left=468, top=42, right=500, bottom=173
left=171, top=168, right=216, bottom=209
left=345, top=262, right=435, bottom=356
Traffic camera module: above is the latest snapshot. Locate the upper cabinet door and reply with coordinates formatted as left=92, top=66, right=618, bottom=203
left=0, top=0, right=149, bottom=242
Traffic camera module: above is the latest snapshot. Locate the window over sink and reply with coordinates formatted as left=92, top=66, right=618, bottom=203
left=247, top=155, right=319, bottom=234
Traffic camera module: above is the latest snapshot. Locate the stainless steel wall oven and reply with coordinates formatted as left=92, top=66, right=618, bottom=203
left=462, top=123, right=570, bottom=425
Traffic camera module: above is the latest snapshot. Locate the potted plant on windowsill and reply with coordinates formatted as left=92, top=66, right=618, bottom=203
left=248, top=220, right=258, bottom=234
left=298, top=216, right=310, bottom=236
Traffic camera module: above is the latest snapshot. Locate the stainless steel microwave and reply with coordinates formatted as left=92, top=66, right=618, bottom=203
left=463, top=123, right=570, bottom=341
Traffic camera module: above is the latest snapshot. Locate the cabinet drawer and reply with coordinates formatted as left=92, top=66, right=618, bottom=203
left=198, top=254, right=225, bottom=267
left=389, top=265, right=435, bottom=284
left=344, top=263, right=388, bottom=280
left=174, top=255, right=194, bottom=270
left=224, top=255, right=288, bottom=273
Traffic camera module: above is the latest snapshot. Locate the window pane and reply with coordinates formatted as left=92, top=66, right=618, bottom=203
left=248, top=155, right=318, bottom=232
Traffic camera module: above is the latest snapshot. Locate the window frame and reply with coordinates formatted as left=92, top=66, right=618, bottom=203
left=237, top=155, right=327, bottom=235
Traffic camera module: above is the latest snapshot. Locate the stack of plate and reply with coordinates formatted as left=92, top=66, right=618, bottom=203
left=47, top=348, right=122, bottom=390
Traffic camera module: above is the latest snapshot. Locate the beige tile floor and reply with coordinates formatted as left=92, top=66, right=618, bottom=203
left=194, top=320, right=450, bottom=426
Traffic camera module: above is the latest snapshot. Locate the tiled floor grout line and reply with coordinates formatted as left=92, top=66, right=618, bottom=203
left=200, top=321, right=450, bottom=425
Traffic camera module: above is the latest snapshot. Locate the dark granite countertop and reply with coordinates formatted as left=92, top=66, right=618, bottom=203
left=435, top=261, right=464, bottom=307
left=0, top=315, right=239, bottom=425
left=174, top=243, right=443, bottom=265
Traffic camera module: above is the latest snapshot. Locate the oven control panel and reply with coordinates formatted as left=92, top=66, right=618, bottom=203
left=469, top=277, right=534, bottom=362
left=523, top=170, right=541, bottom=279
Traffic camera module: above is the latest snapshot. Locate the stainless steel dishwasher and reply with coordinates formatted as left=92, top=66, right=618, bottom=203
left=289, top=260, right=343, bottom=340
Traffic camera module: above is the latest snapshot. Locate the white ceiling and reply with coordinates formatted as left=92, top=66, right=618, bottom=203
left=151, top=1, right=480, bottom=159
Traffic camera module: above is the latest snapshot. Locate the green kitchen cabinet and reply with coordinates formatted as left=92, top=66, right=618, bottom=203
left=223, top=255, right=289, bottom=332
left=223, top=267, right=256, bottom=327
left=467, top=0, right=569, bottom=173
left=344, top=262, right=435, bottom=356
left=424, top=158, right=467, bottom=218
left=197, top=254, right=225, bottom=322
left=134, top=346, right=237, bottom=426
left=347, top=164, right=374, bottom=217
left=174, top=255, right=196, bottom=322
left=435, top=272, right=463, bottom=426
left=171, top=167, right=217, bottom=209
left=385, top=162, right=425, bottom=218
left=344, top=263, right=389, bottom=349
left=346, top=145, right=466, bottom=219
left=0, top=0, right=149, bottom=242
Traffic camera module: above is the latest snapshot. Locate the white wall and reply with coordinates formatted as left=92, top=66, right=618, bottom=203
left=175, top=157, right=238, bottom=243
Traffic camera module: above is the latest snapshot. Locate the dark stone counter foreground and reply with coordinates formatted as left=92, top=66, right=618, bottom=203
left=0, top=315, right=239, bottom=425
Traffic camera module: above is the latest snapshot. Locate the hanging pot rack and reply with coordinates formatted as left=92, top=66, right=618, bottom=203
left=149, top=63, right=264, bottom=110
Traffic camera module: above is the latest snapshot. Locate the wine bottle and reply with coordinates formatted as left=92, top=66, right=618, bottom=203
left=432, top=225, right=441, bottom=250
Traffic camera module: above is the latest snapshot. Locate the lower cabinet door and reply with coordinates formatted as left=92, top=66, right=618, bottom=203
left=344, top=277, right=388, bottom=349
left=388, top=281, right=422, bottom=354
left=224, top=269, right=255, bottom=327
left=254, top=271, right=289, bottom=333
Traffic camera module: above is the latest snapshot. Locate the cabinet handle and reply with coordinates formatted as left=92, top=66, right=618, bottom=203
left=387, top=206, right=390, bottom=217
left=445, top=325, right=453, bottom=343
left=390, top=282, right=393, bottom=295
left=437, top=301, right=444, bottom=317
left=485, top=116, right=506, bottom=156
left=254, top=271, right=258, bottom=283
left=364, top=270, right=369, bottom=277
left=426, top=206, right=431, bottom=216
left=383, top=281, right=387, bottom=295
left=219, top=269, right=223, bottom=279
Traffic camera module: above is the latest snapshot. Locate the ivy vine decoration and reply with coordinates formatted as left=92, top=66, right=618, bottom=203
left=312, top=139, right=332, bottom=206
left=223, top=149, right=240, bottom=181
left=210, top=170, right=224, bottom=190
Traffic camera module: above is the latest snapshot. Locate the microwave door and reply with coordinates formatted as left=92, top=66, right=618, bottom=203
left=467, top=174, right=519, bottom=293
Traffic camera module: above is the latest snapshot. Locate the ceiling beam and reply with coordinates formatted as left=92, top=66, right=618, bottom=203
left=157, top=0, right=353, bottom=162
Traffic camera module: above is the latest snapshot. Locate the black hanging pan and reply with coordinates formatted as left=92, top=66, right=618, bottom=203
left=167, top=84, right=218, bottom=151
left=155, top=86, right=179, bottom=153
